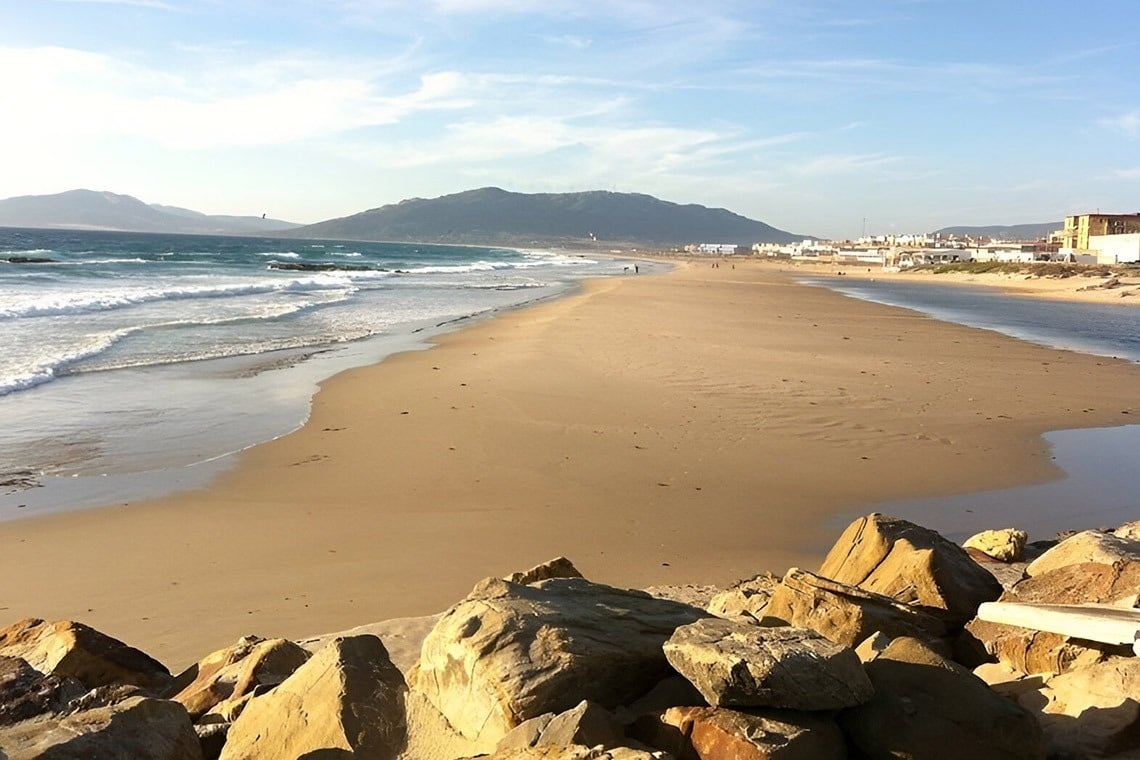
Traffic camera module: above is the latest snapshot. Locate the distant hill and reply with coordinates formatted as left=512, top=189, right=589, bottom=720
left=0, top=190, right=300, bottom=235
left=934, top=222, right=1061, bottom=241
left=288, top=187, right=806, bottom=247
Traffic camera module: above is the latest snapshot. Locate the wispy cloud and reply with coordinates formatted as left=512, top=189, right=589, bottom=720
left=793, top=153, right=899, bottom=176
left=1115, top=168, right=1140, bottom=180
left=1100, top=109, right=1140, bottom=139
left=53, top=0, right=176, bottom=7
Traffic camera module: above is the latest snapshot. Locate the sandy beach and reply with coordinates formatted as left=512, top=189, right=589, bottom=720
left=3, top=261, right=1140, bottom=670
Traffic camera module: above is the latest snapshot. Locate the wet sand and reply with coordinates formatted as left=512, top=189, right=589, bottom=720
left=3, top=261, right=1139, bottom=669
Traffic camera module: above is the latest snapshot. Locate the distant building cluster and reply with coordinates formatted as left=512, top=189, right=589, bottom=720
left=683, top=211, right=1140, bottom=269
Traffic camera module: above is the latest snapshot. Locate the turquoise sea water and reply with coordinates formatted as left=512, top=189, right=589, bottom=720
left=0, top=228, right=650, bottom=517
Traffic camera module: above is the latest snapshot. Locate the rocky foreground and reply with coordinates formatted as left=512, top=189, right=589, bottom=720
left=2, top=513, right=1140, bottom=759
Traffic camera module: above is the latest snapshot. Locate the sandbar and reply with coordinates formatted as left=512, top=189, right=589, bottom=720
left=2, top=261, right=1139, bottom=669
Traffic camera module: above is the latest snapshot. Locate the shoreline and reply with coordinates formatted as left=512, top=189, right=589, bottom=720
left=2, top=261, right=1139, bottom=669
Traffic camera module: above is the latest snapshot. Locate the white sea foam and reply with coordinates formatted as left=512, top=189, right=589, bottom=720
left=0, top=329, right=136, bottom=396
left=257, top=251, right=300, bottom=258
left=0, top=276, right=356, bottom=320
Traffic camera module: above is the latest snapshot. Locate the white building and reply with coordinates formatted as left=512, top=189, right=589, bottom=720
left=1088, top=233, right=1140, bottom=264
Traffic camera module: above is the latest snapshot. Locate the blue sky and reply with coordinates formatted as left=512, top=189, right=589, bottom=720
left=1, top=0, right=1138, bottom=239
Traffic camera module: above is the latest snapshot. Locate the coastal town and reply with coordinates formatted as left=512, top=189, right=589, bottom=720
left=686, top=212, right=1140, bottom=270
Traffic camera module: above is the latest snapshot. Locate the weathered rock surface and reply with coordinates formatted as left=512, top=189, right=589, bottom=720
left=1114, top=520, right=1140, bottom=541
left=839, top=637, right=1046, bottom=760
left=497, top=713, right=558, bottom=752
left=0, top=618, right=171, bottom=692
left=410, top=577, right=708, bottom=746
left=0, top=655, right=85, bottom=726
left=818, top=513, right=1002, bottom=625
left=1026, top=529, right=1140, bottom=577
left=170, top=635, right=310, bottom=720
left=663, top=619, right=872, bottom=710
left=960, top=561, right=1140, bottom=673
left=706, top=574, right=779, bottom=622
left=632, top=706, right=846, bottom=760
left=0, top=695, right=201, bottom=760
left=534, top=701, right=626, bottom=751
left=465, top=745, right=665, bottom=759
left=298, top=613, right=441, bottom=675
left=764, top=568, right=949, bottom=647
left=1019, top=656, right=1140, bottom=759
left=506, top=556, right=585, bottom=585
left=964, top=528, right=1028, bottom=562
left=219, top=635, right=406, bottom=760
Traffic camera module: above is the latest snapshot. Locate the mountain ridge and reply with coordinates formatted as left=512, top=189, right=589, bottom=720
left=0, top=189, right=300, bottom=235
left=933, top=222, right=1061, bottom=240
left=285, top=187, right=808, bottom=246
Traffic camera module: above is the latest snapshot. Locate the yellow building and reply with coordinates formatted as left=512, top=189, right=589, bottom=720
left=1062, top=213, right=1140, bottom=250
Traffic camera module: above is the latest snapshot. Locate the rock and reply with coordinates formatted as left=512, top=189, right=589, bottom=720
left=0, top=618, right=171, bottom=692
left=410, top=577, right=708, bottom=746
left=764, top=568, right=950, bottom=647
left=297, top=613, right=441, bottom=674
left=853, top=631, right=892, bottom=663
left=643, top=585, right=722, bottom=610
left=620, top=676, right=706, bottom=720
left=506, top=556, right=585, bottom=585
left=219, top=635, right=406, bottom=760
left=632, top=706, right=846, bottom=760
left=497, top=713, right=557, bottom=752
left=662, top=619, right=872, bottom=710
left=170, top=635, right=310, bottom=720
left=1026, top=529, right=1140, bottom=577
left=194, top=721, right=229, bottom=760
left=839, top=637, right=1045, bottom=760
left=1113, top=519, right=1140, bottom=540
left=465, top=745, right=665, bottom=759
left=706, top=574, right=779, bottom=622
left=963, top=528, right=1028, bottom=562
left=0, top=695, right=201, bottom=759
left=818, top=513, right=1002, bottom=625
left=960, top=561, right=1140, bottom=673
left=1019, top=656, right=1140, bottom=759
left=0, top=655, right=85, bottom=726
left=536, top=701, right=626, bottom=750
left=965, top=550, right=1029, bottom=592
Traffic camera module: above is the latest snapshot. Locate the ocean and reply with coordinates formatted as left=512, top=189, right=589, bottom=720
left=0, top=228, right=653, bottom=518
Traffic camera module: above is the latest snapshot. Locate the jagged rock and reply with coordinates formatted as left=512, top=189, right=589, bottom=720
left=643, top=585, right=722, bottom=610
left=219, top=635, right=406, bottom=760
left=965, top=550, right=1029, bottom=591
left=170, top=635, right=310, bottom=720
left=663, top=619, right=872, bottom=710
left=818, top=514, right=1002, bottom=625
left=1026, top=529, right=1140, bottom=577
left=706, top=574, right=779, bottom=621
left=410, top=577, right=708, bottom=746
left=839, top=637, right=1045, bottom=760
left=960, top=561, right=1140, bottom=672
left=536, top=701, right=626, bottom=750
left=764, top=568, right=949, bottom=647
left=298, top=613, right=441, bottom=674
left=1019, top=656, right=1140, bottom=759
left=0, top=618, right=171, bottom=692
left=465, top=746, right=666, bottom=759
left=963, top=529, right=1028, bottom=562
left=0, top=695, right=201, bottom=759
left=631, top=706, right=846, bottom=760
left=506, top=557, right=585, bottom=585
left=0, top=655, right=86, bottom=726
left=620, top=676, right=706, bottom=720
left=497, top=713, right=557, bottom=752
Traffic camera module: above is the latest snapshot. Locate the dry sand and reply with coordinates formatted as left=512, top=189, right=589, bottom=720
left=3, top=261, right=1139, bottom=670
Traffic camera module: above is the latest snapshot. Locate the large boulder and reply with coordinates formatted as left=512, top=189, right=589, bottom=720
left=219, top=635, right=406, bottom=760
left=409, top=577, right=708, bottom=746
left=662, top=619, right=872, bottom=710
left=506, top=557, right=585, bottom=585
left=0, top=695, right=201, bottom=760
left=631, top=706, right=846, bottom=760
left=0, top=618, right=171, bottom=692
left=764, top=568, right=949, bottom=647
left=532, top=701, right=626, bottom=751
left=960, top=561, right=1140, bottom=673
left=1026, top=529, right=1140, bottom=577
left=0, top=656, right=85, bottom=726
left=819, top=514, right=1002, bottom=625
left=170, top=635, right=310, bottom=720
left=839, top=637, right=1045, bottom=760
left=706, top=574, right=779, bottom=622
left=1020, top=656, right=1140, bottom=759
left=963, top=529, right=1028, bottom=563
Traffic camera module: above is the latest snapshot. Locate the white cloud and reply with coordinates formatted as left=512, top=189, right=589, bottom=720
left=1115, top=167, right=1140, bottom=180
left=1101, top=110, right=1140, bottom=139
left=793, top=153, right=899, bottom=176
